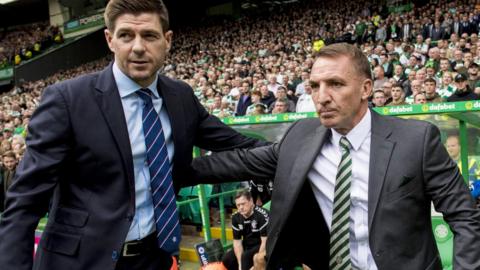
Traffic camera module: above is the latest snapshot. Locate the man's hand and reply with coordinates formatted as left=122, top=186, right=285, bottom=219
left=251, top=250, right=266, bottom=270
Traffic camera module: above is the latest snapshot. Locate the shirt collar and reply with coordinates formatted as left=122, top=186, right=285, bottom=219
left=330, top=109, right=371, bottom=151
left=112, top=62, right=160, bottom=99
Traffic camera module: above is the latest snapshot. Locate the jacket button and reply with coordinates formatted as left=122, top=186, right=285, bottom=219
left=112, top=250, right=119, bottom=261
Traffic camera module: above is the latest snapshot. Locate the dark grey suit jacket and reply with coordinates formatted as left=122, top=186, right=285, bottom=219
left=193, top=111, right=480, bottom=270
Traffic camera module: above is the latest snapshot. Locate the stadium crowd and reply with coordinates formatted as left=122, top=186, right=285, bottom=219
left=0, top=22, right=63, bottom=68
left=2, top=0, right=480, bottom=198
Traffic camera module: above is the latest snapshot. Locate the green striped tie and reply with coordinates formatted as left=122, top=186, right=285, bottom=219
left=329, top=136, right=353, bottom=270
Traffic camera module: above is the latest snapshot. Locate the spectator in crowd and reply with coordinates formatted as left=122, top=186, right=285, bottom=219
left=271, top=98, right=289, bottom=114
left=405, top=79, right=423, bottom=104
left=414, top=92, right=428, bottom=104
left=386, top=83, right=407, bottom=106
left=296, top=80, right=316, bottom=113
left=424, top=77, right=444, bottom=103
left=373, top=66, right=388, bottom=89
left=259, top=85, right=275, bottom=108
left=246, top=90, right=267, bottom=116
left=381, top=81, right=393, bottom=103
left=447, top=73, right=479, bottom=102
left=236, top=81, right=253, bottom=116
left=295, top=71, right=311, bottom=96
left=468, top=62, right=480, bottom=93
left=222, top=190, right=268, bottom=270
left=371, top=89, right=387, bottom=107
left=438, top=71, right=456, bottom=98
left=0, top=151, right=17, bottom=212
left=269, top=86, right=295, bottom=113
left=267, top=75, right=280, bottom=95
left=446, top=135, right=480, bottom=183
left=0, top=22, right=63, bottom=66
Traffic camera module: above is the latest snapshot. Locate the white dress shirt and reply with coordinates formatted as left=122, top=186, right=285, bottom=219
left=308, top=109, right=378, bottom=270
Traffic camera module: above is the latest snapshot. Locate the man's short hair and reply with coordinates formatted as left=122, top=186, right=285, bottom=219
left=316, top=43, right=372, bottom=80
left=235, top=190, right=252, bottom=201
left=276, top=97, right=288, bottom=104
left=392, top=83, right=403, bottom=90
left=373, top=89, right=385, bottom=96
left=424, top=77, right=437, bottom=85
left=104, top=0, right=170, bottom=32
left=2, top=151, right=16, bottom=160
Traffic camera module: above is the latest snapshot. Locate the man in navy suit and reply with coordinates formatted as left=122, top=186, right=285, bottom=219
left=0, top=1, right=264, bottom=270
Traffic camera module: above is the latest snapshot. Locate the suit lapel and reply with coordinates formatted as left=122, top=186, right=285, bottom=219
left=368, top=111, right=395, bottom=228
left=281, top=125, right=330, bottom=223
left=94, top=64, right=135, bottom=203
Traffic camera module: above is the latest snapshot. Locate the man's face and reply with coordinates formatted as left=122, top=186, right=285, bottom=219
left=241, top=83, right=250, bottom=94
left=411, top=80, right=422, bottom=94
left=105, top=12, right=172, bottom=87
left=276, top=88, right=287, bottom=98
left=235, top=196, right=254, bottom=218
left=416, top=70, right=426, bottom=81
left=455, top=80, right=467, bottom=91
left=416, top=35, right=423, bottom=43
left=454, top=50, right=463, bottom=61
left=408, top=71, right=416, bottom=81
left=414, top=93, right=427, bottom=104
left=424, top=82, right=436, bottom=95
left=443, top=74, right=452, bottom=85
left=373, top=66, right=383, bottom=79
left=440, top=60, right=450, bottom=71
left=372, top=92, right=386, bottom=107
left=446, top=137, right=460, bottom=159
left=394, top=65, right=403, bottom=76
left=391, top=87, right=403, bottom=100
left=382, top=83, right=392, bottom=97
left=465, top=53, right=473, bottom=62
left=3, top=156, right=16, bottom=171
left=273, top=101, right=287, bottom=113
left=310, top=56, right=371, bottom=135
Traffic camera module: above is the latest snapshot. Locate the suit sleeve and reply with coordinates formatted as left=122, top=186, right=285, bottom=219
left=0, top=84, right=72, bottom=270
left=423, top=123, right=480, bottom=270
left=191, top=120, right=302, bottom=184
left=190, top=90, right=269, bottom=151
left=192, top=144, right=279, bottom=183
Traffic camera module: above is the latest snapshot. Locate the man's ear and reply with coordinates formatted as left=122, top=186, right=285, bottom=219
left=361, top=78, right=373, bottom=101
left=164, top=30, right=173, bottom=53
left=104, top=29, right=115, bottom=53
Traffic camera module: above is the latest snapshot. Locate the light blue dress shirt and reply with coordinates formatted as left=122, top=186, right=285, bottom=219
left=112, top=63, right=175, bottom=242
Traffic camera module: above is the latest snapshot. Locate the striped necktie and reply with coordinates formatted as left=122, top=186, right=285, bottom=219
left=137, top=88, right=180, bottom=254
left=329, top=136, right=353, bottom=270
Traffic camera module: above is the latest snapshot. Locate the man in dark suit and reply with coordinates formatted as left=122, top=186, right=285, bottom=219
left=0, top=151, right=17, bottom=212
left=0, top=1, right=265, bottom=270
left=236, top=80, right=253, bottom=116
left=192, top=43, right=480, bottom=270
left=430, top=21, right=446, bottom=41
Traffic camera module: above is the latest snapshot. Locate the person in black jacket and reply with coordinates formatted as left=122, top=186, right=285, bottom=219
left=447, top=73, right=479, bottom=102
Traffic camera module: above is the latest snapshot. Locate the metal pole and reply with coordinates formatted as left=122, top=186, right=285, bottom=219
left=459, top=120, right=470, bottom=184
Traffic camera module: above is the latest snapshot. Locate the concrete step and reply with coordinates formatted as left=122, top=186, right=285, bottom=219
left=199, top=227, right=233, bottom=240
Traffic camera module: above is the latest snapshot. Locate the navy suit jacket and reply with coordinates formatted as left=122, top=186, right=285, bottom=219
left=0, top=64, right=264, bottom=270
